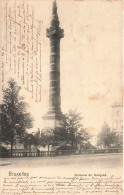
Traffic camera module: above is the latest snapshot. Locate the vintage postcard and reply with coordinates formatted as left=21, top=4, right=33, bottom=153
left=0, top=0, right=123, bottom=194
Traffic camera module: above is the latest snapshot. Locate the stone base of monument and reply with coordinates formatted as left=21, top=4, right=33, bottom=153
left=42, top=112, right=65, bottom=151
left=42, top=112, right=65, bottom=130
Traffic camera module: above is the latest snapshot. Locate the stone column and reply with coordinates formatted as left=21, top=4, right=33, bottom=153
left=46, top=0, right=64, bottom=117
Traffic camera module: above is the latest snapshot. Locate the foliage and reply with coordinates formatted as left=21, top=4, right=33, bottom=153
left=56, top=145, right=72, bottom=150
left=0, top=146, right=9, bottom=153
left=57, top=110, right=91, bottom=149
left=81, top=141, right=96, bottom=149
left=0, top=146, right=9, bottom=158
left=1, top=78, right=33, bottom=152
left=38, top=110, right=91, bottom=151
left=35, top=129, right=54, bottom=151
left=23, top=133, right=38, bottom=150
left=97, top=122, right=121, bottom=148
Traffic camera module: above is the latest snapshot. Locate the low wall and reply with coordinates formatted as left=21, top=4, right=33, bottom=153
left=0, top=148, right=123, bottom=158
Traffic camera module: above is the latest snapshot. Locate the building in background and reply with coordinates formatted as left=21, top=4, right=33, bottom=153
left=111, top=102, right=123, bottom=134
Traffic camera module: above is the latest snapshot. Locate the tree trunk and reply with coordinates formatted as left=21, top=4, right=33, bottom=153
left=11, top=142, right=13, bottom=156
left=71, top=141, right=74, bottom=150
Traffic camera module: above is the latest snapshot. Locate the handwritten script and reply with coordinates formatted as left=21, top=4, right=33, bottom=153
left=2, top=2, right=43, bottom=102
left=1, top=174, right=123, bottom=194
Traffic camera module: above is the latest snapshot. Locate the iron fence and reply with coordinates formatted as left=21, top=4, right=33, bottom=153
left=0, top=148, right=123, bottom=158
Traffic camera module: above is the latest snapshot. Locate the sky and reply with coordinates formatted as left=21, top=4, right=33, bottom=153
left=1, top=0, right=123, bottom=135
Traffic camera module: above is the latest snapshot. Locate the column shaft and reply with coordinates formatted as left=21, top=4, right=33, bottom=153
left=49, top=38, right=61, bottom=113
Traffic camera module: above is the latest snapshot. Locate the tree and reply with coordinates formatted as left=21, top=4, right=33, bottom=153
left=39, top=129, right=54, bottom=151
left=23, top=133, right=38, bottom=151
left=54, top=110, right=90, bottom=150
left=78, top=128, right=92, bottom=149
left=37, top=110, right=91, bottom=151
left=53, top=126, right=69, bottom=147
left=61, top=110, right=84, bottom=149
left=97, top=122, right=120, bottom=149
left=1, top=78, right=33, bottom=152
left=35, top=127, right=69, bottom=151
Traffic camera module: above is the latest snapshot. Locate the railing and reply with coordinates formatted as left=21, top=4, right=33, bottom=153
left=0, top=148, right=123, bottom=158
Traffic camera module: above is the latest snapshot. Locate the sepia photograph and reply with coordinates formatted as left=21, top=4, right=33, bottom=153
left=0, top=0, right=123, bottom=194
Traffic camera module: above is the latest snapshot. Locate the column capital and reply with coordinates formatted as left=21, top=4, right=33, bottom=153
left=46, top=0, right=64, bottom=39
left=46, top=27, right=64, bottom=39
